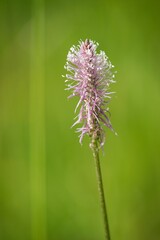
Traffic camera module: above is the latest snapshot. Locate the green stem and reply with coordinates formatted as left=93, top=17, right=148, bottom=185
left=92, top=142, right=111, bottom=240
left=30, top=0, right=46, bottom=239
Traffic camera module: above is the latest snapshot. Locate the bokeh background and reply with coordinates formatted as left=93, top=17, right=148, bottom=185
left=0, top=0, right=160, bottom=239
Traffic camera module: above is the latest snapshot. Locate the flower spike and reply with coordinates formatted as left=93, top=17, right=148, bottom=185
left=64, top=39, right=116, bottom=148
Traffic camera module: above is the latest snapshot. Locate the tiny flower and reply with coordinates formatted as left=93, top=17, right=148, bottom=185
left=64, top=39, right=116, bottom=148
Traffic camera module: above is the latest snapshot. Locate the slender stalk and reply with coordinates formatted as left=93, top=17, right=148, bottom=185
left=92, top=142, right=111, bottom=240
left=30, top=0, right=46, bottom=239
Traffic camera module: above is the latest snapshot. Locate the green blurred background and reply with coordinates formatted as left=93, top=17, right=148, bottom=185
left=0, top=0, right=160, bottom=239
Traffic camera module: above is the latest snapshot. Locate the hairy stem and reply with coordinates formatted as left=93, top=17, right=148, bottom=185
left=92, top=143, right=111, bottom=240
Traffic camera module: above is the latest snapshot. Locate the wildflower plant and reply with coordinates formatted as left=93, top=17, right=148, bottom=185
left=64, top=39, right=116, bottom=240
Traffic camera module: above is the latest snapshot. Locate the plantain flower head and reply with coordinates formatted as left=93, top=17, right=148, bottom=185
left=64, top=39, right=116, bottom=148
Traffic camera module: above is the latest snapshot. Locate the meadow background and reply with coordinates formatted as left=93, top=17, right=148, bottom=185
left=0, top=0, right=160, bottom=239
